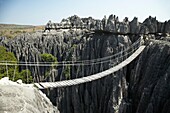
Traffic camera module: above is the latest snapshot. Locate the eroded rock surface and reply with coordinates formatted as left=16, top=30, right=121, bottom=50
left=126, top=40, right=170, bottom=113
left=0, top=77, right=59, bottom=113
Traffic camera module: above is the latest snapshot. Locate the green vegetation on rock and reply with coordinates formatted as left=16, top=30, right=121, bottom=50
left=40, top=53, right=57, bottom=62
left=0, top=46, right=18, bottom=79
left=0, top=46, right=33, bottom=83
left=19, top=69, right=33, bottom=83
left=63, top=66, right=71, bottom=80
left=40, top=53, right=58, bottom=78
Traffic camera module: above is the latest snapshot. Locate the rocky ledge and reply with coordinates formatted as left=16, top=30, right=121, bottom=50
left=0, top=77, right=60, bottom=113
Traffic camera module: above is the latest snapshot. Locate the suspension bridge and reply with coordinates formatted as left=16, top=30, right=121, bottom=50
left=0, top=36, right=146, bottom=89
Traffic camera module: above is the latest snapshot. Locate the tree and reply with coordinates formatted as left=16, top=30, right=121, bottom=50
left=0, top=46, right=18, bottom=79
left=19, top=69, right=33, bottom=83
left=63, top=65, right=71, bottom=80
left=0, top=46, right=33, bottom=83
left=40, top=53, right=57, bottom=62
left=40, top=53, right=58, bottom=79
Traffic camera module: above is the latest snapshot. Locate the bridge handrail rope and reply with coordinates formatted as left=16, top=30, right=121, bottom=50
left=0, top=47, right=138, bottom=67
left=0, top=37, right=144, bottom=87
left=0, top=37, right=142, bottom=66
left=0, top=41, right=140, bottom=66
left=1, top=37, right=141, bottom=64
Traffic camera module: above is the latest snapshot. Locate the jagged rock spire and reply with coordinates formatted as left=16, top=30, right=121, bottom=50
left=44, top=14, right=170, bottom=34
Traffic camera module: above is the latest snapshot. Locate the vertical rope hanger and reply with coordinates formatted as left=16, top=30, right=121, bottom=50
left=109, top=56, right=113, bottom=68
left=29, top=63, right=34, bottom=83
left=81, top=61, right=84, bottom=77
left=26, top=61, right=29, bottom=83
left=100, top=61, right=104, bottom=72
left=76, top=64, right=80, bottom=78
left=60, top=61, right=64, bottom=81
left=12, top=65, right=17, bottom=81
left=90, top=62, right=94, bottom=75
left=6, top=61, right=9, bottom=78
left=33, top=66, right=36, bottom=83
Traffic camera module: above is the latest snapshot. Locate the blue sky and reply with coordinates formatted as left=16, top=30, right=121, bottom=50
left=0, top=0, right=170, bottom=25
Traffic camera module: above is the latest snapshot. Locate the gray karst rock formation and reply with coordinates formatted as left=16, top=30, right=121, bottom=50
left=126, top=40, right=170, bottom=113
left=43, top=15, right=170, bottom=34
left=0, top=77, right=59, bottom=113
left=0, top=14, right=170, bottom=113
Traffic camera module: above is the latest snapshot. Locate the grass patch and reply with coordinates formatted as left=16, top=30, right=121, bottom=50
left=0, top=24, right=44, bottom=38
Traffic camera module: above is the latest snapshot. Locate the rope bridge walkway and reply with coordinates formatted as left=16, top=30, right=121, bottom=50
left=35, top=45, right=145, bottom=89
left=0, top=37, right=146, bottom=89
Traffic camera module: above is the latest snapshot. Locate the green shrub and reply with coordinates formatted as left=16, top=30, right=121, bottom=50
left=0, top=46, right=18, bottom=79
left=63, top=66, right=70, bottom=80
left=0, top=46, right=33, bottom=83
left=40, top=53, right=57, bottom=62
left=19, top=69, right=33, bottom=83
left=40, top=53, right=58, bottom=79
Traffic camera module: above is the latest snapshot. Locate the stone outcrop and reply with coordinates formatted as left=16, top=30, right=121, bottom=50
left=0, top=77, right=59, bottom=113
